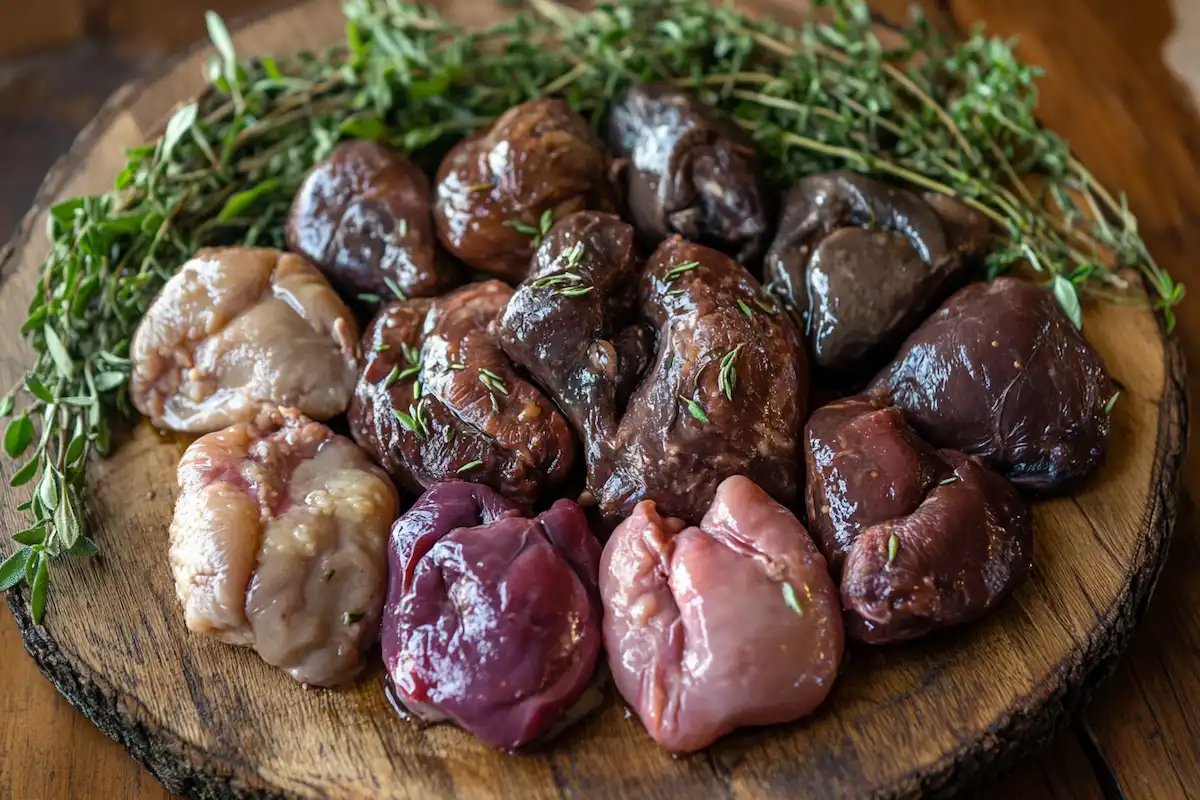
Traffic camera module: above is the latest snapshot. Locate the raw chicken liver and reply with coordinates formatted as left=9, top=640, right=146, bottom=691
left=383, top=482, right=603, bottom=750
left=601, top=476, right=843, bottom=753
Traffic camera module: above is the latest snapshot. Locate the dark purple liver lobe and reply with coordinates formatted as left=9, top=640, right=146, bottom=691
left=381, top=481, right=602, bottom=750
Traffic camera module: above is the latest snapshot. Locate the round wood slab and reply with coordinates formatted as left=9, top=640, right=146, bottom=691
left=0, top=0, right=1187, bottom=797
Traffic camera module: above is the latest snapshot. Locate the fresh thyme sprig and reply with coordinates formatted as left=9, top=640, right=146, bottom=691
left=0, top=0, right=1180, bottom=622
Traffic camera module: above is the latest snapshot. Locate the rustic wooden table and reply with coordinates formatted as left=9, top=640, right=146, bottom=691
left=0, top=0, right=1197, bottom=797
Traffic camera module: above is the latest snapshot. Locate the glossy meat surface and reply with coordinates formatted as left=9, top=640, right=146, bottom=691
left=349, top=281, right=575, bottom=507
left=764, top=172, right=989, bottom=372
left=803, top=396, right=1033, bottom=643
left=286, top=140, right=450, bottom=300
left=608, top=84, right=769, bottom=262
left=496, top=211, right=650, bottom=485
left=591, top=237, right=806, bottom=524
left=870, top=276, right=1116, bottom=490
left=433, top=99, right=612, bottom=280
left=169, top=408, right=398, bottom=686
left=130, top=247, right=358, bottom=433
left=383, top=482, right=603, bottom=750
left=601, top=476, right=843, bottom=753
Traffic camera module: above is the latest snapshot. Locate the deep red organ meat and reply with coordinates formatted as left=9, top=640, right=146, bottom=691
left=870, top=276, right=1116, bottom=490
left=804, top=395, right=1034, bottom=644
left=601, top=476, right=843, bottom=753
left=382, top=482, right=603, bottom=750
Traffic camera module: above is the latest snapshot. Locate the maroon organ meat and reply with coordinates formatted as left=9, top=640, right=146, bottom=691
left=433, top=99, right=613, bottom=281
left=383, top=482, right=603, bottom=750
left=601, top=476, right=843, bottom=753
left=870, top=277, right=1116, bottom=490
left=764, top=172, right=990, bottom=373
left=804, top=395, right=1034, bottom=644
left=349, top=281, right=575, bottom=508
left=608, top=84, right=770, bottom=263
left=286, top=140, right=451, bottom=300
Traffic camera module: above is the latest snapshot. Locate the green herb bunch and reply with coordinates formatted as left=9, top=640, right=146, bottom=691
left=0, top=0, right=1181, bottom=622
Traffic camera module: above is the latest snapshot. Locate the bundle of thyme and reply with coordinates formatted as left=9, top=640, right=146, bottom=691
left=0, top=0, right=1181, bottom=622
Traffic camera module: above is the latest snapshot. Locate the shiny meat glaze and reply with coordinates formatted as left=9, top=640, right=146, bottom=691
left=348, top=281, right=575, bottom=507
left=841, top=451, right=1034, bottom=644
left=764, top=172, right=990, bottom=373
left=803, top=395, right=1033, bottom=643
left=804, top=395, right=947, bottom=576
left=286, top=140, right=451, bottom=299
left=129, top=247, right=358, bottom=433
left=601, top=476, right=843, bottom=753
left=383, top=482, right=602, bottom=750
left=433, top=99, right=613, bottom=280
left=496, top=211, right=651, bottom=486
left=591, top=237, right=806, bottom=524
left=870, top=276, right=1116, bottom=490
left=608, top=84, right=769, bottom=262
left=169, top=408, right=398, bottom=687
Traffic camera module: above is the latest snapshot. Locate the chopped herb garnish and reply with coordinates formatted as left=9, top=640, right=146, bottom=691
left=666, top=288, right=687, bottom=296
left=397, top=364, right=421, bottom=382
left=718, top=345, right=743, bottom=401
left=939, top=475, right=959, bottom=486
left=559, top=285, right=594, bottom=297
left=503, top=219, right=540, bottom=237
left=447, top=363, right=466, bottom=371
left=398, top=218, right=409, bottom=237
left=383, top=276, right=408, bottom=301
left=457, top=460, right=484, bottom=474
left=400, top=342, right=420, bottom=366
left=344, top=610, right=366, bottom=624
left=532, top=272, right=583, bottom=289
left=1105, top=391, right=1120, bottom=414
left=380, top=365, right=401, bottom=389
left=755, top=295, right=778, bottom=315
left=392, top=407, right=424, bottom=439
left=887, top=533, right=900, bottom=564
left=565, top=241, right=585, bottom=266
left=781, top=582, right=804, bottom=617
left=479, top=369, right=509, bottom=395
left=414, top=398, right=431, bottom=436
left=737, top=298, right=754, bottom=318
left=664, top=261, right=699, bottom=282
left=373, top=343, right=390, bottom=352
left=357, top=293, right=382, bottom=304
left=489, top=391, right=501, bottom=414
left=412, top=380, right=421, bottom=399
left=443, top=426, right=456, bottom=444
left=539, top=207, right=554, bottom=235
left=468, top=181, right=495, bottom=194
left=679, top=394, right=710, bottom=423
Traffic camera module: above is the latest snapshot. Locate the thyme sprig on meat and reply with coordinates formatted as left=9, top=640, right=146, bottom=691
left=0, top=0, right=1179, bottom=622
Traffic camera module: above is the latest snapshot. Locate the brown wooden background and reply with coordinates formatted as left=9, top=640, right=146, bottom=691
left=0, top=0, right=1197, bottom=797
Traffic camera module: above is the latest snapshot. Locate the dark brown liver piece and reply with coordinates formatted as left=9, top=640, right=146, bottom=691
left=286, top=140, right=449, bottom=300
left=433, top=99, right=613, bottom=281
left=608, top=84, right=770, bottom=264
left=804, top=395, right=1033, bottom=644
left=495, top=211, right=650, bottom=487
left=591, top=237, right=806, bottom=524
left=870, top=276, right=1116, bottom=491
left=348, top=281, right=575, bottom=508
left=764, top=171, right=990, bottom=373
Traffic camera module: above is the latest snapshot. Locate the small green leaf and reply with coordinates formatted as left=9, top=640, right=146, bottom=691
left=25, top=375, right=53, bottom=403
left=261, top=56, right=282, bottom=81
left=539, top=207, right=554, bottom=235
left=781, top=581, right=804, bottom=617
left=737, top=298, right=754, bottom=318
left=339, top=115, right=388, bottom=141
left=443, top=426, right=456, bottom=444
left=10, top=457, right=39, bottom=487
left=161, top=102, right=199, bottom=159
left=205, top=11, right=237, bottom=71
left=679, top=395, right=710, bottom=423
left=346, top=19, right=365, bottom=60
left=0, top=394, right=13, bottom=417
left=37, top=469, right=59, bottom=513
left=456, top=460, right=484, bottom=474
left=887, top=533, right=900, bottom=564
left=42, top=325, right=74, bottom=379
left=1051, top=276, right=1082, bottom=328
left=69, top=537, right=99, bottom=558
left=217, top=179, right=281, bottom=222
left=4, top=413, right=34, bottom=458
left=664, top=261, right=699, bottom=282
left=92, top=372, right=127, bottom=393
left=12, top=524, right=46, bottom=546
left=503, top=219, right=539, bottom=237
left=30, top=553, right=49, bottom=624
left=0, top=548, right=31, bottom=591
left=54, top=490, right=81, bottom=549
left=1105, top=392, right=1120, bottom=415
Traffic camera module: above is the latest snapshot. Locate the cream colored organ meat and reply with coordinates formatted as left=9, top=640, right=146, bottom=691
left=169, top=408, right=398, bottom=687
left=130, top=247, right=359, bottom=433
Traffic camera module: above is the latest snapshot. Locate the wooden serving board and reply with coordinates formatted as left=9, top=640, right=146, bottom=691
left=0, top=0, right=1187, bottom=797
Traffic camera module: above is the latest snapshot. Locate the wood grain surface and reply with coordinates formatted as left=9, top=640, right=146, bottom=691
left=0, top=0, right=1197, bottom=798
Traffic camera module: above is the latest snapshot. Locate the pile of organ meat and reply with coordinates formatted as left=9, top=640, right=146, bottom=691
left=132, top=86, right=1118, bottom=753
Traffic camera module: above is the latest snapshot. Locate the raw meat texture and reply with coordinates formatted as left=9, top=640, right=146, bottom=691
left=803, top=395, right=1034, bottom=644
left=383, top=482, right=603, bottom=750
left=130, top=247, right=358, bottom=433
left=433, top=99, right=613, bottom=280
left=590, top=237, right=806, bottom=524
left=870, top=276, right=1116, bottom=490
left=496, top=211, right=651, bottom=486
left=601, top=476, right=843, bottom=753
left=169, top=408, right=398, bottom=687
left=286, top=140, right=452, bottom=300
left=608, top=84, right=769, bottom=262
left=764, top=172, right=990, bottom=373
left=349, top=281, right=575, bottom=508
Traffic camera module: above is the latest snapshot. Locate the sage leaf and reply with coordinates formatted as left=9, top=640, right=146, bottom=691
left=1052, top=276, right=1082, bottom=328
left=31, top=553, right=49, bottom=624
left=4, top=413, right=33, bottom=458
left=0, top=548, right=31, bottom=591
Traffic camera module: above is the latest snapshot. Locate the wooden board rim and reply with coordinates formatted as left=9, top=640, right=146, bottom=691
left=0, top=1, right=1189, bottom=797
